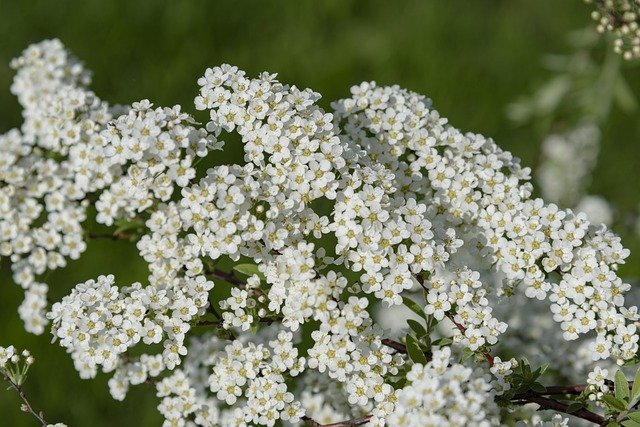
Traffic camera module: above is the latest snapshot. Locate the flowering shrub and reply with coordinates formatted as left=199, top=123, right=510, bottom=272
left=1, top=39, right=640, bottom=426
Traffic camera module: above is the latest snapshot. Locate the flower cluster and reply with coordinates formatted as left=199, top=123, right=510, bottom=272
left=48, top=273, right=213, bottom=379
left=2, top=39, right=639, bottom=426
left=586, top=0, right=640, bottom=60
left=386, top=347, right=500, bottom=426
left=0, top=345, right=34, bottom=386
left=95, top=100, right=220, bottom=226
left=1, top=39, right=113, bottom=333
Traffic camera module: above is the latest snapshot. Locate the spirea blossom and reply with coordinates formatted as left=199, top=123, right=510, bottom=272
left=2, top=39, right=639, bottom=426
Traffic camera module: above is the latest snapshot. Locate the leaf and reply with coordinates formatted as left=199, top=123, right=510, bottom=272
left=632, top=369, right=640, bottom=400
left=405, top=334, right=427, bottom=365
left=461, top=347, right=474, bottom=362
left=622, top=420, right=640, bottom=427
left=233, top=263, right=265, bottom=281
left=616, top=370, right=630, bottom=402
left=431, top=337, right=453, bottom=347
left=534, top=75, right=571, bottom=114
left=402, top=296, right=425, bottom=320
left=537, top=363, right=549, bottom=377
left=603, top=395, right=628, bottom=412
left=407, top=319, right=427, bottom=338
left=628, top=413, right=640, bottom=423
left=566, top=402, right=585, bottom=413
left=614, top=78, right=638, bottom=114
left=530, top=382, right=546, bottom=393
left=114, top=218, right=144, bottom=235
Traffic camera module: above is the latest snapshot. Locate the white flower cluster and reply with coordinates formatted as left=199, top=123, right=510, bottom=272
left=386, top=347, right=500, bottom=426
left=334, top=83, right=636, bottom=361
left=48, top=273, right=213, bottom=379
left=2, top=39, right=640, bottom=426
left=1, top=39, right=113, bottom=333
left=0, top=345, right=34, bottom=374
left=586, top=0, right=640, bottom=60
left=95, top=100, right=220, bottom=226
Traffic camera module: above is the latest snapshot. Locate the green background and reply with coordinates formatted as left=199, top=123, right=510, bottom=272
left=0, top=1, right=638, bottom=425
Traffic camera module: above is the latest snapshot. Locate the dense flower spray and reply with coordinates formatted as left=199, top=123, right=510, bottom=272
left=1, top=39, right=640, bottom=426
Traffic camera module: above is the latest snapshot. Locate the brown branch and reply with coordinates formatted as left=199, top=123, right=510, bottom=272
left=519, top=395, right=606, bottom=425
left=302, top=415, right=372, bottom=427
left=88, top=232, right=134, bottom=241
left=381, top=338, right=432, bottom=360
left=446, top=314, right=494, bottom=366
left=2, top=373, right=48, bottom=426
left=206, top=267, right=243, bottom=286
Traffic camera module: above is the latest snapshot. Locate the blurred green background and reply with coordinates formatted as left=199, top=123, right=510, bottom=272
left=0, top=1, right=638, bottom=425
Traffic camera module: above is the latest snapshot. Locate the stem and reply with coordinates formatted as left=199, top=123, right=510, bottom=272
left=519, top=395, right=606, bottom=425
left=2, top=373, right=48, bottom=426
left=446, top=314, right=494, bottom=366
left=302, top=415, right=372, bottom=427
left=88, top=232, right=134, bottom=241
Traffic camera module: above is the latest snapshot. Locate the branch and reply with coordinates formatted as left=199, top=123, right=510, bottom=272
left=2, top=373, right=48, bottom=426
left=519, top=395, right=606, bottom=425
left=302, top=415, right=372, bottom=427
left=88, top=232, right=134, bottom=241
left=446, top=314, right=494, bottom=366
left=204, top=267, right=252, bottom=289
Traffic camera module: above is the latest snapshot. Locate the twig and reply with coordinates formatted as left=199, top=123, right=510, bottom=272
left=446, top=314, right=494, bottom=366
left=2, top=373, right=48, bottom=426
left=519, top=395, right=606, bottom=425
left=88, top=232, right=134, bottom=241
left=302, top=415, right=372, bottom=427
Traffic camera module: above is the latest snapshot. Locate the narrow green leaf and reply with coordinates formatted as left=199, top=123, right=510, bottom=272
left=530, top=382, right=546, bottom=393
left=461, top=347, right=474, bottom=362
left=407, top=319, right=427, bottom=338
left=114, top=218, right=144, bottom=235
left=566, top=402, right=585, bottom=413
left=402, top=297, right=425, bottom=320
left=603, top=395, right=628, bottom=412
left=233, top=263, right=265, bottom=281
left=405, top=334, right=427, bottom=365
left=616, top=370, right=630, bottom=401
left=432, top=337, right=453, bottom=347
left=628, top=413, right=640, bottom=423
left=537, top=363, right=549, bottom=377
left=614, top=78, right=638, bottom=114
left=632, top=369, right=640, bottom=400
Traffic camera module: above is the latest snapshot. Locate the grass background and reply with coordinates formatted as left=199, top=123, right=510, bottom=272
left=0, top=1, right=638, bottom=425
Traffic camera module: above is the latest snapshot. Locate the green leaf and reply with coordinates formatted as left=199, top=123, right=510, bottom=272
left=622, top=420, right=640, bottom=427
left=603, top=395, right=628, bottom=412
left=233, top=263, right=265, bottom=281
left=407, top=319, right=427, bottom=338
left=530, top=382, right=546, bottom=393
left=616, top=370, right=630, bottom=402
left=461, top=347, right=474, bottom=362
left=536, top=363, right=549, bottom=377
left=114, top=218, right=144, bottom=235
left=402, top=297, right=425, bottom=320
left=566, top=402, right=585, bottom=413
left=632, top=369, right=640, bottom=400
left=431, top=337, right=453, bottom=347
left=405, top=334, right=428, bottom=365
left=628, top=413, right=640, bottom=423
left=607, top=422, right=620, bottom=427
left=614, top=78, right=638, bottom=114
